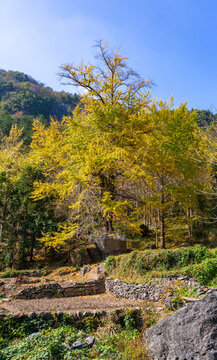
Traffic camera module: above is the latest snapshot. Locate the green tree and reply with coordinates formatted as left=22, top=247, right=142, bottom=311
left=0, top=166, right=58, bottom=268
left=0, top=126, right=58, bottom=268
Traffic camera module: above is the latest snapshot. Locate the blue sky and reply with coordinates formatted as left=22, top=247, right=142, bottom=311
left=1, top=0, right=217, bottom=110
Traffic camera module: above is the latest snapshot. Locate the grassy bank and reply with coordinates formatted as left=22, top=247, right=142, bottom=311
left=105, top=245, right=217, bottom=286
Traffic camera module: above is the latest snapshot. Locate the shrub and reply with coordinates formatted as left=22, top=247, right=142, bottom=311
left=93, top=329, right=149, bottom=360
left=0, top=326, right=90, bottom=360
left=105, top=256, right=116, bottom=273
left=115, top=309, right=143, bottom=331
left=79, top=316, right=101, bottom=332
left=184, top=258, right=217, bottom=285
left=178, top=245, right=211, bottom=266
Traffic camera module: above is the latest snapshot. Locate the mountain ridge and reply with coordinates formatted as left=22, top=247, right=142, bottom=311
left=0, top=69, right=80, bottom=143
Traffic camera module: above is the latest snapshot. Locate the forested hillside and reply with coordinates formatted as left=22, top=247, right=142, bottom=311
left=0, top=70, right=80, bottom=143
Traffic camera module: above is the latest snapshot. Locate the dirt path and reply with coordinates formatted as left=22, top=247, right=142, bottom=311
left=0, top=294, right=142, bottom=314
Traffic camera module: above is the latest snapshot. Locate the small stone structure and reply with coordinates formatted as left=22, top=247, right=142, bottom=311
left=145, top=291, right=217, bottom=360
left=15, top=279, right=105, bottom=299
left=89, top=230, right=127, bottom=255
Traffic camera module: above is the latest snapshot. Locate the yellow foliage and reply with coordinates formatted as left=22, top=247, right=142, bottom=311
left=29, top=43, right=212, bottom=248
left=0, top=124, right=28, bottom=182
left=39, top=224, right=77, bottom=249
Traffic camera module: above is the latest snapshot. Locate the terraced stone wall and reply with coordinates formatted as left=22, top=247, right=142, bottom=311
left=15, top=279, right=105, bottom=299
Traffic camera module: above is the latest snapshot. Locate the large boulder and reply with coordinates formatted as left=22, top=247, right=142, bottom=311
left=145, top=291, right=217, bottom=360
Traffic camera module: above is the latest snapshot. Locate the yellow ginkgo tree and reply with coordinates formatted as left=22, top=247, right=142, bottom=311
left=0, top=124, right=26, bottom=179
left=30, top=41, right=153, bottom=248
left=131, top=99, right=211, bottom=248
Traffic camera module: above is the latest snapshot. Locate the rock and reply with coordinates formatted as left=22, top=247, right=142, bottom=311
left=93, top=311, right=101, bottom=318
left=207, top=288, right=217, bottom=294
left=105, top=278, right=166, bottom=301
left=178, top=275, right=189, bottom=281
left=76, top=311, right=83, bottom=319
left=59, top=270, right=70, bottom=276
left=98, top=264, right=105, bottom=273
left=84, top=336, right=95, bottom=347
left=145, top=291, right=217, bottom=360
left=39, top=312, right=52, bottom=319
left=27, top=332, right=40, bottom=339
left=82, top=311, right=93, bottom=318
left=56, top=311, right=63, bottom=319
left=70, top=336, right=95, bottom=350
left=87, top=265, right=105, bottom=281
left=70, top=340, right=84, bottom=350
left=28, top=312, right=36, bottom=320
left=156, top=307, right=164, bottom=312
left=28, top=279, right=41, bottom=284
left=105, top=277, right=212, bottom=304
left=182, top=296, right=199, bottom=303
left=13, top=313, right=24, bottom=320
left=80, top=266, right=91, bottom=277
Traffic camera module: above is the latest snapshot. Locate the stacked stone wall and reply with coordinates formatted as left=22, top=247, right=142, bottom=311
left=105, top=277, right=212, bottom=302
left=15, top=279, right=105, bottom=299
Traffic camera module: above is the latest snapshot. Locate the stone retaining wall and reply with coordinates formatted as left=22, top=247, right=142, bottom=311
left=62, top=279, right=105, bottom=297
left=14, top=276, right=214, bottom=302
left=105, top=277, right=211, bottom=302
left=15, top=279, right=105, bottom=299
left=0, top=307, right=141, bottom=323
left=0, top=309, right=108, bottom=322
left=105, top=278, right=165, bottom=301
